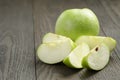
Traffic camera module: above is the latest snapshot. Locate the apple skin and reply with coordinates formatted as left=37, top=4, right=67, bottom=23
left=82, top=55, right=91, bottom=69
left=75, top=36, right=116, bottom=52
left=55, top=8, right=100, bottom=41
left=63, top=43, right=90, bottom=68
left=63, top=57, right=75, bottom=68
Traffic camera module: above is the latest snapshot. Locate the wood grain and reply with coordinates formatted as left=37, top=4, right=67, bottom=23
left=0, top=0, right=36, bottom=80
left=33, top=0, right=120, bottom=80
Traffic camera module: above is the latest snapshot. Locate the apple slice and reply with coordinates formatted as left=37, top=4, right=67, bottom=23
left=63, top=43, right=90, bottom=68
left=75, top=36, right=116, bottom=51
left=37, top=33, right=74, bottom=64
left=82, top=43, right=110, bottom=70
left=43, top=33, right=67, bottom=43
left=43, top=33, right=76, bottom=49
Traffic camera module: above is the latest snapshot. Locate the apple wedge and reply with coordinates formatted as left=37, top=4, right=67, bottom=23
left=63, top=43, right=90, bottom=68
left=82, top=43, right=110, bottom=70
left=43, top=32, right=67, bottom=43
left=43, top=33, right=76, bottom=49
left=75, top=36, right=116, bottom=51
left=37, top=33, right=75, bottom=64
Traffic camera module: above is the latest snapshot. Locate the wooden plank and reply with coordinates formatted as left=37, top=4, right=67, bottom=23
left=0, top=0, right=36, bottom=80
left=33, top=0, right=120, bottom=80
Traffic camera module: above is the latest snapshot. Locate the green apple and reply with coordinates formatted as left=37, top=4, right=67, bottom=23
left=82, top=43, right=110, bottom=70
left=37, top=33, right=75, bottom=64
left=63, top=43, right=90, bottom=68
left=55, top=8, right=100, bottom=41
left=75, top=36, right=116, bottom=51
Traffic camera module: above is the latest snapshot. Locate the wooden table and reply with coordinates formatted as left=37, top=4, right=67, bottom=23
left=0, top=0, right=120, bottom=80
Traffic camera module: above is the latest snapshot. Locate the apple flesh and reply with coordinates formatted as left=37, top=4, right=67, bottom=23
left=63, top=43, right=90, bottom=68
left=43, top=32, right=68, bottom=43
left=75, top=36, right=116, bottom=51
left=43, top=33, right=76, bottom=49
left=37, top=33, right=74, bottom=64
left=55, top=8, right=100, bottom=41
left=82, top=43, right=110, bottom=70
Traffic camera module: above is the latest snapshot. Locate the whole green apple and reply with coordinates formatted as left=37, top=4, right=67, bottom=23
left=55, top=8, right=100, bottom=41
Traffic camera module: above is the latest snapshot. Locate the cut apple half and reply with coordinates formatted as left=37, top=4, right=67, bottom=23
left=82, top=43, right=110, bottom=70
left=63, top=43, right=90, bottom=68
left=75, top=36, right=116, bottom=51
left=37, top=33, right=74, bottom=64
